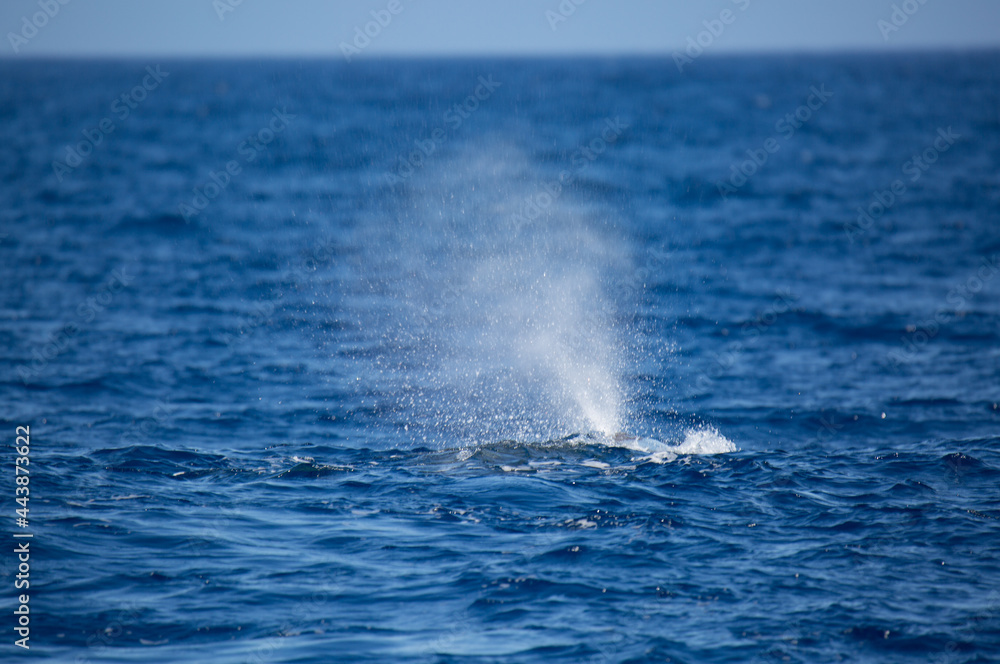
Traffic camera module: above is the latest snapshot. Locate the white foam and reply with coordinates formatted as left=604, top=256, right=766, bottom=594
left=600, top=427, right=736, bottom=463
left=670, top=427, right=737, bottom=455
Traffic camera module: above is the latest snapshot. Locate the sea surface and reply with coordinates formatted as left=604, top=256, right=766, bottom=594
left=2, top=54, right=1000, bottom=663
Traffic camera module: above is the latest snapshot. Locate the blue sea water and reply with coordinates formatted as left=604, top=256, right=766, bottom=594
left=2, top=54, right=1000, bottom=663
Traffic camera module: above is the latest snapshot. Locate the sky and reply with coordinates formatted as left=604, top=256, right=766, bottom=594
left=2, top=0, right=999, bottom=58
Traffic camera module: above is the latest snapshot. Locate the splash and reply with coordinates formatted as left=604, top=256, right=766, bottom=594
left=609, top=427, right=737, bottom=464
left=346, top=140, right=734, bottom=452
left=352, top=143, right=632, bottom=445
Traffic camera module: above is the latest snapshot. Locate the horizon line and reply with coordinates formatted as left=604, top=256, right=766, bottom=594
left=2, top=45, right=998, bottom=61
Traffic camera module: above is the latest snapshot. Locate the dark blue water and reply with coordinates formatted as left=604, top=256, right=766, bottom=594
left=2, top=54, right=1000, bottom=663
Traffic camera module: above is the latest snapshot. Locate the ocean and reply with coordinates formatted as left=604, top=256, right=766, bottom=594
left=2, top=53, right=999, bottom=662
